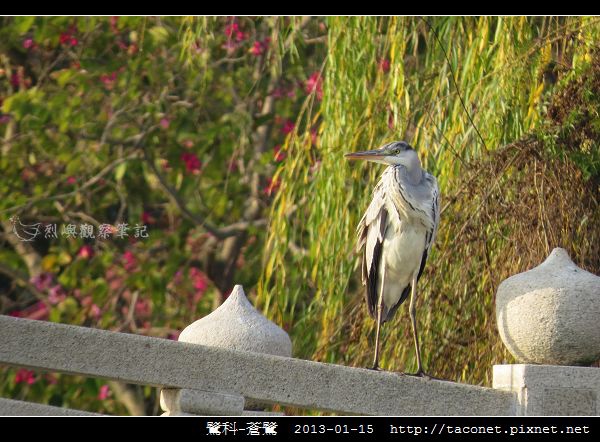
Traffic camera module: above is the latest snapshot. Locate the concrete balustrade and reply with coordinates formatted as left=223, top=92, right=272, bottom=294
left=1, top=271, right=598, bottom=416
left=0, top=312, right=515, bottom=416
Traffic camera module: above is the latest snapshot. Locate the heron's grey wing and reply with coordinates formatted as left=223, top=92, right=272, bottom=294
left=357, top=187, right=387, bottom=319
left=416, top=175, right=441, bottom=282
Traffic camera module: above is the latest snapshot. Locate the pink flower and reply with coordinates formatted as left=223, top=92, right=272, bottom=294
left=98, top=384, right=110, bottom=400
left=263, top=177, right=281, bottom=196
left=142, top=210, right=155, bottom=225
left=378, top=58, right=390, bottom=73
left=12, top=302, right=47, bottom=320
left=305, top=71, right=323, bottom=100
left=224, top=22, right=245, bottom=42
left=189, top=267, right=208, bottom=294
left=48, top=285, right=66, bottom=305
left=90, top=304, right=101, bottom=319
left=180, top=152, right=202, bottom=175
left=15, top=369, right=36, bottom=385
left=100, top=72, right=118, bottom=89
left=281, top=119, right=295, bottom=135
left=23, top=301, right=48, bottom=321
left=59, top=31, right=78, bottom=47
left=23, top=38, right=35, bottom=49
left=134, top=298, right=151, bottom=318
left=159, top=117, right=170, bottom=129
left=10, top=72, right=21, bottom=89
left=224, top=22, right=239, bottom=37
left=167, top=332, right=180, bottom=341
left=251, top=41, right=264, bottom=56
left=273, top=145, right=286, bottom=162
left=250, top=38, right=270, bottom=56
left=31, top=272, right=54, bottom=291
left=59, top=32, right=71, bottom=45
left=78, top=244, right=94, bottom=259
left=66, top=176, right=77, bottom=185
left=122, top=251, right=138, bottom=272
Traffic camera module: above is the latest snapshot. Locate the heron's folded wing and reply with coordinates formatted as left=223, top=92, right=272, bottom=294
left=417, top=175, right=440, bottom=282
left=360, top=202, right=387, bottom=319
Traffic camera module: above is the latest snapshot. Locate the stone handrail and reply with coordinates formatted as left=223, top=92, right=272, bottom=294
left=0, top=314, right=516, bottom=416
left=2, top=256, right=599, bottom=417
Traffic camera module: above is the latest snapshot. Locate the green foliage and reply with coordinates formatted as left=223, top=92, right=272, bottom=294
left=0, top=16, right=326, bottom=414
left=257, top=17, right=600, bottom=389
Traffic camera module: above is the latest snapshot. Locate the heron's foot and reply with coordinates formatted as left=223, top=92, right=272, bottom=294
left=404, top=370, right=440, bottom=380
left=368, top=364, right=382, bottom=371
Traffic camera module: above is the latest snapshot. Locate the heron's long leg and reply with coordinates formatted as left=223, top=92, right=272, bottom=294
left=409, top=275, right=424, bottom=375
left=372, top=265, right=386, bottom=370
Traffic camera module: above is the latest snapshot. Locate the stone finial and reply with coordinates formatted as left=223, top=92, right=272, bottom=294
left=496, top=247, right=600, bottom=366
left=179, top=285, right=292, bottom=357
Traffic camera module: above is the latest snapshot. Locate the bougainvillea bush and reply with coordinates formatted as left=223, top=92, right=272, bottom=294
left=0, top=16, right=326, bottom=414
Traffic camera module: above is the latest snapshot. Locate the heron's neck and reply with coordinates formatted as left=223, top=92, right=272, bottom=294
left=403, top=154, right=423, bottom=185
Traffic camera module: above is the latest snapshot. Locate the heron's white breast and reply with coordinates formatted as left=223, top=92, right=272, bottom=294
left=383, top=223, right=426, bottom=278
left=379, top=219, right=427, bottom=310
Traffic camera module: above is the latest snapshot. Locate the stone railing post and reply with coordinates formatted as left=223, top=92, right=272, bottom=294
left=160, top=285, right=292, bottom=416
left=493, top=248, right=600, bottom=415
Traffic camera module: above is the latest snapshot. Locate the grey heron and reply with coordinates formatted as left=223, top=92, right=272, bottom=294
left=346, top=141, right=440, bottom=376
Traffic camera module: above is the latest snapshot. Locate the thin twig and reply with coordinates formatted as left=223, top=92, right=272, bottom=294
left=0, top=152, right=142, bottom=215
left=0, top=263, right=47, bottom=302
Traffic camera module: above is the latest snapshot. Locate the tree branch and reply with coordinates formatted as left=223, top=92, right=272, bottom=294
left=0, top=151, right=142, bottom=215
left=142, top=146, right=259, bottom=239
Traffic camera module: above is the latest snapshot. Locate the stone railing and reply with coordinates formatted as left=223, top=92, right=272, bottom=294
left=1, top=248, right=599, bottom=416
left=0, top=291, right=514, bottom=416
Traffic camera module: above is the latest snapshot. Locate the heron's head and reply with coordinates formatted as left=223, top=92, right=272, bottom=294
left=345, top=141, right=419, bottom=168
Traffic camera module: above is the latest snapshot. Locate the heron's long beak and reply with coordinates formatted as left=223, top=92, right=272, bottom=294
left=344, top=149, right=386, bottom=161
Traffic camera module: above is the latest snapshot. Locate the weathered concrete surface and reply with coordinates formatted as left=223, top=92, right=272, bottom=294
left=0, top=397, right=102, bottom=416
left=496, top=248, right=600, bottom=365
left=242, top=410, right=285, bottom=416
left=179, top=285, right=292, bottom=358
left=0, top=315, right=516, bottom=415
left=493, top=364, right=600, bottom=416
left=160, top=388, right=245, bottom=415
